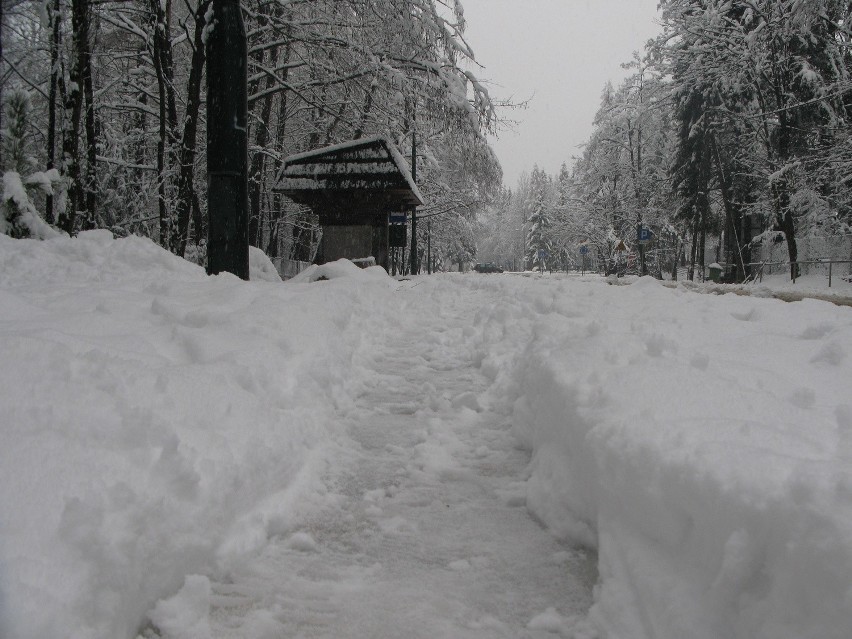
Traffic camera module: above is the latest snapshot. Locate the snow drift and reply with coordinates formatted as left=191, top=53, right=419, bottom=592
left=1, top=233, right=851, bottom=639
left=0, top=232, right=393, bottom=639
left=469, top=274, right=852, bottom=639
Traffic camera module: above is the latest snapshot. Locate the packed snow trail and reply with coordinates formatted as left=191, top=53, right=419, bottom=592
left=204, top=280, right=596, bottom=638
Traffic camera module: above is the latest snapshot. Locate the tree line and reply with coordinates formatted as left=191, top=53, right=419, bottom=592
left=0, top=0, right=503, bottom=271
left=480, top=0, right=852, bottom=282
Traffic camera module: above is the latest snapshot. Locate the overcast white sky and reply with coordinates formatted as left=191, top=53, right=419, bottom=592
left=460, top=0, right=664, bottom=188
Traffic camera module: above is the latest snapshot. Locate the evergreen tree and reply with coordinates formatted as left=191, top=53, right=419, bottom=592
left=525, top=166, right=554, bottom=271
left=551, top=162, right=577, bottom=271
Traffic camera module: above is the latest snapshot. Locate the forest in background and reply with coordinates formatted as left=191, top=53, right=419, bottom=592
left=479, top=0, right=852, bottom=283
left=0, top=0, right=503, bottom=272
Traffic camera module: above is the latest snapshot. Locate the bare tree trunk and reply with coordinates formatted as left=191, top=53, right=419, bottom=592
left=58, top=1, right=86, bottom=234
left=768, top=46, right=800, bottom=281
left=58, top=0, right=97, bottom=231
left=191, top=192, right=202, bottom=248
left=154, top=61, right=168, bottom=245
left=135, top=43, right=148, bottom=168
left=671, top=236, right=680, bottom=281
left=79, top=0, right=97, bottom=229
left=773, top=132, right=799, bottom=280
left=45, top=0, right=62, bottom=224
left=150, top=0, right=179, bottom=247
left=268, top=20, right=292, bottom=255
left=172, top=0, right=210, bottom=256
left=688, top=214, right=699, bottom=281
left=767, top=147, right=799, bottom=281
left=353, top=81, right=377, bottom=139
left=699, top=208, right=707, bottom=282
left=709, top=136, right=748, bottom=282
left=0, top=0, right=4, bottom=170
left=781, top=203, right=798, bottom=279
left=248, top=4, right=281, bottom=248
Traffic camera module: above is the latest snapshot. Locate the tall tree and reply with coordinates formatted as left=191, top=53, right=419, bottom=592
left=525, top=165, right=554, bottom=271
left=656, top=0, right=852, bottom=279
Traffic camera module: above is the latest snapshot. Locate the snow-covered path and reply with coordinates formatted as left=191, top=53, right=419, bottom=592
left=206, top=283, right=595, bottom=638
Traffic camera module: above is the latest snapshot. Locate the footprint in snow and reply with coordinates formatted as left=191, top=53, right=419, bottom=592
left=790, top=387, right=816, bottom=409
left=451, top=392, right=482, bottom=412
left=286, top=531, right=318, bottom=552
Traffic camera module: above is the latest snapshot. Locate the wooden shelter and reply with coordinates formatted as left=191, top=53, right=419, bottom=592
left=273, top=136, right=424, bottom=271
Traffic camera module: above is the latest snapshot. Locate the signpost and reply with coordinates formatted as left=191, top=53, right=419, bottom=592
left=579, top=244, right=589, bottom=275
left=389, top=212, right=407, bottom=252
left=427, top=218, right=432, bottom=274
left=206, top=0, right=249, bottom=279
left=537, top=249, right=550, bottom=274
left=613, top=240, right=627, bottom=277
left=388, top=225, right=406, bottom=248
left=637, top=224, right=653, bottom=276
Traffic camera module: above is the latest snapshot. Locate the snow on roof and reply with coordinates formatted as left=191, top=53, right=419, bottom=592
left=382, top=137, right=424, bottom=204
left=274, top=135, right=424, bottom=206
left=281, top=134, right=388, bottom=165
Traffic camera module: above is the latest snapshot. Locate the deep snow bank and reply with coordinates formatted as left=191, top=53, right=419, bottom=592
left=4, top=242, right=851, bottom=639
left=0, top=233, right=392, bottom=639
left=467, top=274, right=852, bottom=639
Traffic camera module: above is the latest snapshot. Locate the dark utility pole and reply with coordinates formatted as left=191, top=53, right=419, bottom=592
left=206, top=0, right=249, bottom=279
left=1, top=0, right=5, bottom=168
left=409, top=128, right=418, bottom=275
left=427, top=219, right=432, bottom=274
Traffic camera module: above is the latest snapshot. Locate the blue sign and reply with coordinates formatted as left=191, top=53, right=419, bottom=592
left=637, top=226, right=654, bottom=244
left=579, top=245, right=589, bottom=255
left=537, top=249, right=549, bottom=259
left=389, top=213, right=407, bottom=224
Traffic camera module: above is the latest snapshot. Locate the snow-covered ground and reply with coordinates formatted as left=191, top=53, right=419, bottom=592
left=1, top=233, right=851, bottom=639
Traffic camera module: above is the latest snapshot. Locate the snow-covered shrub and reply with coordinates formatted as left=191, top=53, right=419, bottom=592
left=2, top=89, right=34, bottom=175
left=184, top=240, right=207, bottom=267
left=1, top=89, right=63, bottom=239
left=790, top=188, right=836, bottom=236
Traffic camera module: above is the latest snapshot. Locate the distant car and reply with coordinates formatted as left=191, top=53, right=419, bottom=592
left=473, top=263, right=503, bottom=273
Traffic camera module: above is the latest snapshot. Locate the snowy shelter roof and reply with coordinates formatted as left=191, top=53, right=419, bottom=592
left=273, top=135, right=424, bottom=208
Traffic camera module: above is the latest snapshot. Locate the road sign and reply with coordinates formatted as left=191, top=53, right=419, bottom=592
left=537, top=249, right=549, bottom=259
left=389, top=225, right=407, bottom=247
left=389, top=213, right=407, bottom=224
left=637, top=226, right=654, bottom=244
left=579, top=245, right=589, bottom=255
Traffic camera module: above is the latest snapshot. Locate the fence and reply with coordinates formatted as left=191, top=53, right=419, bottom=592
left=744, top=233, right=851, bottom=286
left=749, top=259, right=852, bottom=287
left=753, top=234, right=852, bottom=270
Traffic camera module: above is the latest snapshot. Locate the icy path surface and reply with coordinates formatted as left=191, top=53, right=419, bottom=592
left=207, top=282, right=595, bottom=638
